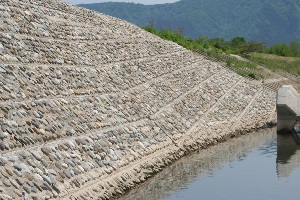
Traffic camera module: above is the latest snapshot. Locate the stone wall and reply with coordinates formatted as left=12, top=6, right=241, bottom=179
left=0, top=0, right=276, bottom=199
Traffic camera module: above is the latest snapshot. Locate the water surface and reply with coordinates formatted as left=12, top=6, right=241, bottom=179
left=119, top=128, right=300, bottom=200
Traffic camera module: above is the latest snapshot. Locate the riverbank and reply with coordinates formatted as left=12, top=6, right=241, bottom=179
left=64, top=119, right=277, bottom=200
left=117, top=127, right=279, bottom=200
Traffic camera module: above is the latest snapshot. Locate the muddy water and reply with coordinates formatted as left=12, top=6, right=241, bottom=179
left=118, top=128, right=300, bottom=200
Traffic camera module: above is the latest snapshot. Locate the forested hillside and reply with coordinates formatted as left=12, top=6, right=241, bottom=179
left=78, top=0, right=300, bottom=44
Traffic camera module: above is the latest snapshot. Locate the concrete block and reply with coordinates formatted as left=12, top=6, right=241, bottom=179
left=277, top=85, right=300, bottom=133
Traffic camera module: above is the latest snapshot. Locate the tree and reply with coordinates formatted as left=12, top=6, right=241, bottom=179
left=207, top=37, right=227, bottom=50
left=268, top=44, right=294, bottom=57
left=242, top=41, right=266, bottom=54
left=290, top=41, right=300, bottom=57
left=230, top=37, right=246, bottom=48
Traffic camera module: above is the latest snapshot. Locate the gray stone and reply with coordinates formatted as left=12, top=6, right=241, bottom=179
left=42, top=175, right=52, bottom=185
left=0, top=67, right=6, bottom=73
left=70, top=169, right=75, bottom=177
left=73, top=168, right=81, bottom=175
left=0, top=132, right=6, bottom=140
left=23, top=185, right=31, bottom=194
left=52, top=184, right=61, bottom=194
left=33, top=111, right=41, bottom=118
left=5, top=167, right=14, bottom=176
left=0, top=157, right=8, bottom=166
left=16, top=177, right=25, bottom=186
left=0, top=143, right=6, bottom=151
left=153, top=127, right=160, bottom=134
left=31, top=186, right=38, bottom=193
left=52, top=78, right=61, bottom=85
left=13, top=164, right=22, bottom=171
left=27, top=159, right=37, bottom=168
left=10, top=178, right=19, bottom=189
left=22, top=191, right=29, bottom=200
left=55, top=161, right=63, bottom=169
left=52, top=190, right=58, bottom=198
left=31, top=151, right=42, bottom=161
left=18, top=51, right=26, bottom=57
left=66, top=159, right=76, bottom=167
left=33, top=174, right=43, bottom=181
left=64, top=169, right=72, bottom=178
left=3, top=179, right=11, bottom=187
left=0, top=43, right=4, bottom=53
left=56, top=71, right=62, bottom=77
left=7, top=156, right=17, bottom=163
left=81, top=162, right=91, bottom=171
left=27, top=181, right=34, bottom=187
left=41, top=182, right=52, bottom=191
left=75, top=138, right=88, bottom=145
left=71, top=179, right=80, bottom=187
left=13, top=169, right=23, bottom=177
left=31, top=120, right=40, bottom=129
left=0, top=179, right=3, bottom=187
left=41, top=159, right=49, bottom=167
left=41, top=119, right=49, bottom=126
left=42, top=148, right=51, bottom=157
left=48, top=169, right=57, bottom=176
left=62, top=163, right=68, bottom=168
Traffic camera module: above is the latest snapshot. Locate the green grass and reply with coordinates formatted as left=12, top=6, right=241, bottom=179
left=250, top=53, right=300, bottom=76
left=225, top=58, right=262, bottom=79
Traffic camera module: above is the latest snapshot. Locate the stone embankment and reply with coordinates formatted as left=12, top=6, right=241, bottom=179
left=0, top=0, right=276, bottom=199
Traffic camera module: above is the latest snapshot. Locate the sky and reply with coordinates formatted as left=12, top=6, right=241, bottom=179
left=64, top=0, right=179, bottom=5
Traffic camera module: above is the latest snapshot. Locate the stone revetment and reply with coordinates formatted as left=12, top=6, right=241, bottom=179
left=0, top=0, right=277, bottom=199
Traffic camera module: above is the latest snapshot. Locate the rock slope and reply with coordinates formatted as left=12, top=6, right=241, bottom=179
left=0, top=0, right=276, bottom=199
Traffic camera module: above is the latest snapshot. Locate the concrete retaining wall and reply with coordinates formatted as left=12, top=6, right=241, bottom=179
left=277, top=85, right=300, bottom=133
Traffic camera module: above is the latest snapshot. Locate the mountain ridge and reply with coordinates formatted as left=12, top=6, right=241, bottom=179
left=78, top=0, right=300, bottom=44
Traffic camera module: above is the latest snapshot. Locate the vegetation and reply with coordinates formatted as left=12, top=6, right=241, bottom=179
left=250, top=53, right=300, bottom=76
left=78, top=0, right=300, bottom=44
left=144, top=25, right=262, bottom=79
left=263, top=42, right=300, bottom=57
left=143, top=25, right=300, bottom=78
left=144, top=26, right=265, bottom=55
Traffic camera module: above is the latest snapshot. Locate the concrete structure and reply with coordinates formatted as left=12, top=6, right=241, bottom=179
left=276, top=85, right=300, bottom=133
left=277, top=133, right=300, bottom=177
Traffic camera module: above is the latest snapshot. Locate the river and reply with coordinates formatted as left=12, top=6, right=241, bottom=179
left=117, top=128, right=300, bottom=200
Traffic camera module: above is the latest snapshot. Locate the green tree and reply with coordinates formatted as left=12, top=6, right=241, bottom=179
left=208, top=37, right=227, bottom=50
left=242, top=41, right=266, bottom=54
left=230, top=37, right=246, bottom=48
left=290, top=41, right=300, bottom=57
left=268, top=44, right=294, bottom=57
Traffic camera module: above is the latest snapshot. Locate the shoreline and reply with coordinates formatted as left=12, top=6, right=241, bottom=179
left=64, top=120, right=277, bottom=200
left=116, top=126, right=278, bottom=200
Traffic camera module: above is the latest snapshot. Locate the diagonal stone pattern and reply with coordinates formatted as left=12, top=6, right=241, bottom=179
left=0, top=0, right=277, bottom=199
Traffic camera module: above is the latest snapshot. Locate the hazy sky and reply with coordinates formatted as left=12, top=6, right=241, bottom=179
left=64, top=0, right=179, bottom=5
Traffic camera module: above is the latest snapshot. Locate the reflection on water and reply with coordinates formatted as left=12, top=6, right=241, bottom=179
left=118, top=128, right=300, bottom=200
left=277, top=132, right=300, bottom=178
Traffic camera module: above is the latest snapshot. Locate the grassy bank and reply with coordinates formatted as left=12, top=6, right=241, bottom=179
left=250, top=53, right=300, bottom=76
